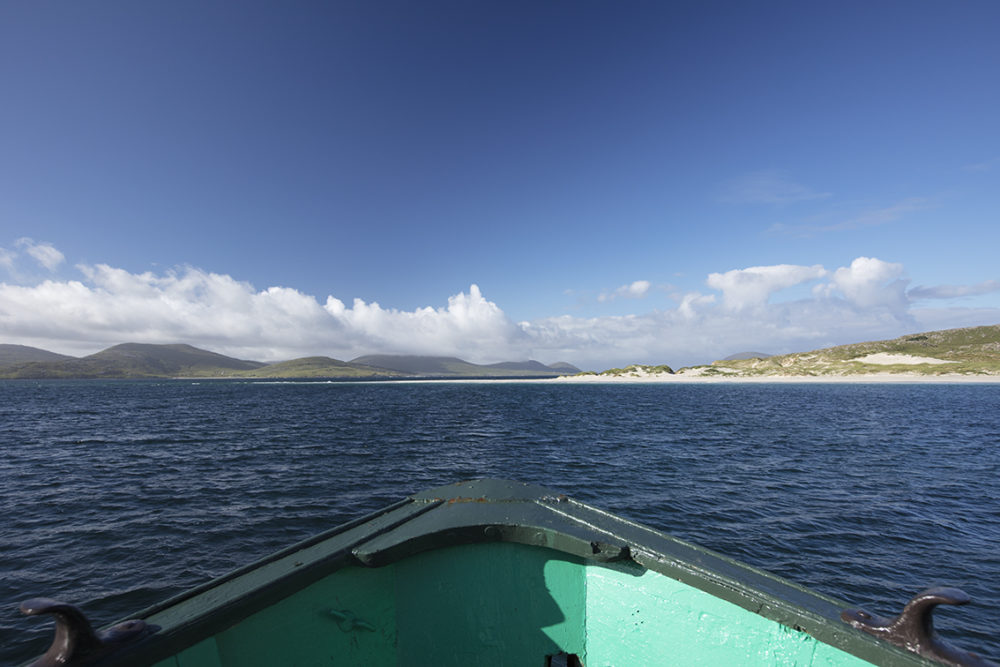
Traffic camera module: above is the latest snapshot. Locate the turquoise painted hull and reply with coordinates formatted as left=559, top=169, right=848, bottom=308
left=20, top=480, right=993, bottom=666
left=150, top=541, right=876, bottom=667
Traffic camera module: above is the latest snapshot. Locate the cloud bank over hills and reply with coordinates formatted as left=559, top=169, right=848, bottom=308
left=1, top=241, right=998, bottom=370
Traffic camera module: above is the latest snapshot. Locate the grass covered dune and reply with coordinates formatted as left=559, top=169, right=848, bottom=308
left=563, top=324, right=1000, bottom=382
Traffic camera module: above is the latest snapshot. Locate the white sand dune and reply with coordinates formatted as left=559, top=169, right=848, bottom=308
left=850, top=353, right=954, bottom=365
left=548, top=360, right=998, bottom=383
left=550, top=373, right=998, bottom=383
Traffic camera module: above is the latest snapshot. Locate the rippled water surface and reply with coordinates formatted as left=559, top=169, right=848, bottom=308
left=2, top=380, right=999, bottom=663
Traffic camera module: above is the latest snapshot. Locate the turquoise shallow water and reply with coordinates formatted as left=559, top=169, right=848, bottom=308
left=1, top=379, right=998, bottom=663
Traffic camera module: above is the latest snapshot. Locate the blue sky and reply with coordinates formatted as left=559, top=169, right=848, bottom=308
left=2, top=1, right=999, bottom=369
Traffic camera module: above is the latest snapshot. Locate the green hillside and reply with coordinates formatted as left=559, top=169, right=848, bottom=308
left=689, top=324, right=1000, bottom=377
left=0, top=344, right=73, bottom=366
left=0, top=343, right=575, bottom=379
left=92, top=343, right=265, bottom=372
left=0, top=343, right=265, bottom=379
left=484, top=360, right=581, bottom=374
left=350, top=355, right=571, bottom=377
left=239, top=357, right=405, bottom=378
left=580, top=364, right=675, bottom=378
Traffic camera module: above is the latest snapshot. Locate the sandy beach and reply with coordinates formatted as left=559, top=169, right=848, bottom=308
left=547, top=353, right=1000, bottom=383
left=548, top=372, right=1000, bottom=383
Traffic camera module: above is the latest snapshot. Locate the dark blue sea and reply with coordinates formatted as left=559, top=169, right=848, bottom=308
left=2, top=380, right=998, bottom=664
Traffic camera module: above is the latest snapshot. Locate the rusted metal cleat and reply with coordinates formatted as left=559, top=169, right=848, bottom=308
left=20, top=597, right=157, bottom=667
left=841, top=587, right=997, bottom=667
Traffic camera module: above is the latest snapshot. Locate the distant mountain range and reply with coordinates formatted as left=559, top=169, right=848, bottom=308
left=0, top=343, right=580, bottom=379
left=352, top=355, right=579, bottom=377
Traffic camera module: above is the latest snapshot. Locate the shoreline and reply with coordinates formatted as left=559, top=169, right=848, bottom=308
left=546, top=372, right=1000, bottom=384
left=338, top=372, right=1000, bottom=384
left=39, top=372, right=1000, bottom=384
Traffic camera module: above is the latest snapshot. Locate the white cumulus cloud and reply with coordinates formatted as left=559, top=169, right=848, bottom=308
left=1, top=247, right=998, bottom=370
left=677, top=292, right=716, bottom=320
left=0, top=265, right=335, bottom=359
left=17, top=238, right=65, bottom=271
left=819, top=257, right=909, bottom=313
left=706, top=264, right=827, bottom=311
left=0, top=263, right=526, bottom=362
left=323, top=284, right=525, bottom=360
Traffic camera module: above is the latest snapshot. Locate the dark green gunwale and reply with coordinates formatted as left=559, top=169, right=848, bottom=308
left=27, top=479, right=943, bottom=666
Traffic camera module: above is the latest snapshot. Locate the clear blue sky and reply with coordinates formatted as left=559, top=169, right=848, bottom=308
left=2, top=2, right=999, bottom=368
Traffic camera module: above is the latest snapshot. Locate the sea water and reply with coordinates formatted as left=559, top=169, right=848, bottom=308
left=1, top=379, right=998, bottom=663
